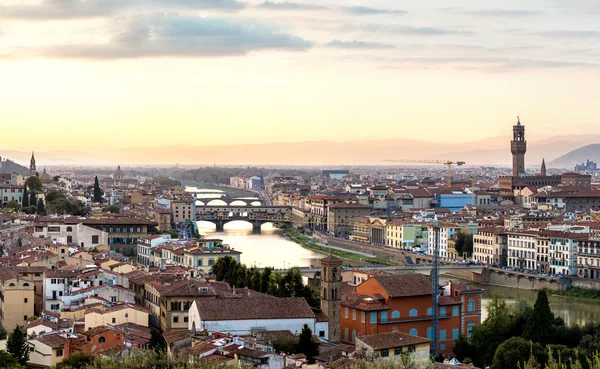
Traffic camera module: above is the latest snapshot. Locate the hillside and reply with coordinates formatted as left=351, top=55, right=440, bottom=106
left=548, top=144, right=600, bottom=169
left=0, top=157, right=28, bottom=175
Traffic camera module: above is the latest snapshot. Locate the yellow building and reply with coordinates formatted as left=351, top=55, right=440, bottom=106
left=84, top=303, right=149, bottom=331
left=28, top=335, right=67, bottom=368
left=171, top=198, right=195, bottom=224
left=386, top=219, right=404, bottom=248
left=355, top=332, right=431, bottom=366
left=0, top=268, right=35, bottom=329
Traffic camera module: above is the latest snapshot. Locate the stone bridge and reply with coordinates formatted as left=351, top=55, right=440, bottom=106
left=195, top=197, right=265, bottom=206
left=196, top=205, right=291, bottom=231
left=271, top=264, right=485, bottom=279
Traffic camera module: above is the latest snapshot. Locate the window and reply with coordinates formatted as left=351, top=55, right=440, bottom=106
left=394, top=347, right=402, bottom=356
left=381, top=311, right=388, bottom=323
left=24, top=298, right=28, bottom=303
left=361, top=312, right=365, bottom=323
left=174, top=316, right=179, bottom=323
left=345, top=307, right=348, bottom=319
left=427, top=327, right=433, bottom=339
left=352, top=330, right=356, bottom=344
left=440, top=330, right=447, bottom=341
left=111, top=296, right=117, bottom=303
left=112, top=318, right=116, bottom=324
left=391, top=310, right=400, bottom=319
left=51, top=304, right=60, bottom=310
left=427, top=307, right=433, bottom=316
left=67, top=227, right=73, bottom=232
left=184, top=316, right=189, bottom=323
left=381, top=349, right=389, bottom=357
left=24, top=315, right=28, bottom=321
left=92, top=235, right=99, bottom=244
left=125, top=313, right=129, bottom=318
left=370, top=312, right=377, bottom=324
left=452, top=328, right=459, bottom=339
left=408, top=345, right=416, bottom=353
left=440, top=307, right=446, bottom=317
left=99, top=337, right=106, bottom=343
left=409, top=328, right=418, bottom=336
left=409, top=309, right=418, bottom=317
left=344, top=328, right=349, bottom=342
left=441, top=344, right=446, bottom=351
left=467, top=320, right=476, bottom=338
left=468, top=298, right=475, bottom=312
left=56, top=349, right=64, bottom=357
left=453, top=306, right=459, bottom=316
left=319, top=331, right=325, bottom=338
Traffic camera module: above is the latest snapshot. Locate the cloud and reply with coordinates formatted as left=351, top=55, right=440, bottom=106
left=343, top=6, right=407, bottom=15
left=350, top=24, right=472, bottom=36
left=324, top=40, right=396, bottom=49
left=41, top=14, right=314, bottom=59
left=146, top=0, right=246, bottom=10
left=380, top=56, right=597, bottom=72
left=460, top=9, right=543, bottom=17
left=534, top=30, right=600, bottom=39
left=0, top=0, right=121, bottom=21
left=257, top=1, right=327, bottom=10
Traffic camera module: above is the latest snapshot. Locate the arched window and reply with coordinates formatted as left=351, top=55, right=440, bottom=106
left=468, top=298, right=475, bottom=312
left=427, top=327, right=433, bottom=340
left=322, top=288, right=326, bottom=299
left=409, top=328, right=418, bottom=336
left=23, top=283, right=29, bottom=287
left=98, top=337, right=106, bottom=343
left=409, top=309, right=418, bottom=317
left=352, top=330, right=356, bottom=344
left=427, top=307, right=433, bottom=316
left=67, top=236, right=73, bottom=243
left=391, top=310, right=400, bottom=319
left=66, top=227, right=73, bottom=232
left=344, top=328, right=349, bottom=342
left=8, top=283, right=15, bottom=287
left=467, top=320, right=476, bottom=338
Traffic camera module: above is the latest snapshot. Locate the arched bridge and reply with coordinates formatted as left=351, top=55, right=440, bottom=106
left=196, top=205, right=291, bottom=232
left=195, top=197, right=265, bottom=206
left=274, top=264, right=486, bottom=278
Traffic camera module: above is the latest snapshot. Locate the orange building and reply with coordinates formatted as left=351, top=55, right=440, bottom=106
left=340, top=274, right=482, bottom=356
left=68, top=326, right=125, bottom=355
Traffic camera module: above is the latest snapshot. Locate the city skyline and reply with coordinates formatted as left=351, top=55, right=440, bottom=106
left=1, top=0, right=599, bottom=154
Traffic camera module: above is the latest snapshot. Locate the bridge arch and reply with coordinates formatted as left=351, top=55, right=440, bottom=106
left=230, top=200, right=248, bottom=206
left=206, top=199, right=228, bottom=206
left=250, top=201, right=262, bottom=206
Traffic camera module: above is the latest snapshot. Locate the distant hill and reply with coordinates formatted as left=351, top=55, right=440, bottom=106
left=0, top=157, right=28, bottom=175
left=548, top=144, right=600, bottom=169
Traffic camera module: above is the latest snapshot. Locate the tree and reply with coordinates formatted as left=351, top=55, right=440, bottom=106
left=22, top=185, right=29, bottom=207
left=453, top=335, right=475, bottom=362
left=470, top=294, right=512, bottom=366
left=260, top=267, right=272, bottom=293
left=454, top=231, right=474, bottom=257
left=0, top=325, right=7, bottom=339
left=54, top=352, right=96, bottom=369
left=102, top=205, right=121, bottom=214
left=36, top=198, right=46, bottom=215
left=6, top=326, right=29, bottom=365
left=297, top=324, right=319, bottom=363
left=93, top=176, right=103, bottom=203
left=29, top=192, right=36, bottom=209
left=524, top=290, right=555, bottom=345
left=5, top=200, right=19, bottom=211
left=0, top=350, right=23, bottom=369
left=491, top=337, right=545, bottom=369
left=25, top=176, right=42, bottom=191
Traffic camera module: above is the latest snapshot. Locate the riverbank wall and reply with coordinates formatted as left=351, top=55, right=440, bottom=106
left=446, top=268, right=569, bottom=291
left=312, top=233, right=407, bottom=265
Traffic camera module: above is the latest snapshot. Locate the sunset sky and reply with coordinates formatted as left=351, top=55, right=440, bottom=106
left=1, top=0, right=599, bottom=154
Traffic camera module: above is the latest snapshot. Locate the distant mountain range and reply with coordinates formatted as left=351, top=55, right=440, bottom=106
left=0, top=155, right=28, bottom=175
left=549, top=144, right=600, bottom=169
left=2, top=134, right=599, bottom=167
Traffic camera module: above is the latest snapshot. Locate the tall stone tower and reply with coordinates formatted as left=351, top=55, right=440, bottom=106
left=320, top=255, right=342, bottom=343
left=29, top=152, right=37, bottom=177
left=510, top=117, right=527, bottom=177
left=541, top=158, right=547, bottom=177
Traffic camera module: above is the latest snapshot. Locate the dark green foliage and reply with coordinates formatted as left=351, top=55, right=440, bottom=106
left=454, top=231, right=474, bottom=257
left=21, top=205, right=37, bottom=214
left=523, top=290, right=554, bottom=345
left=452, top=335, right=475, bottom=362
left=45, top=192, right=90, bottom=216
left=0, top=350, right=24, bottom=369
left=102, top=205, right=121, bottom=214
left=297, top=324, right=319, bottom=363
left=25, top=176, right=42, bottom=191
left=0, top=325, right=7, bottom=339
left=6, top=200, right=19, bottom=211
left=155, top=176, right=182, bottom=187
left=29, top=192, right=36, bottom=208
left=273, top=337, right=299, bottom=355
left=93, top=176, right=103, bottom=203
left=22, top=185, right=29, bottom=207
left=36, top=198, right=46, bottom=215
left=54, top=352, right=96, bottom=369
left=491, top=337, right=546, bottom=369
left=6, top=326, right=29, bottom=365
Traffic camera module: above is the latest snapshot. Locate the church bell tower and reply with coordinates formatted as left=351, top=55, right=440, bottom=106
left=320, top=255, right=342, bottom=343
left=511, top=117, right=527, bottom=177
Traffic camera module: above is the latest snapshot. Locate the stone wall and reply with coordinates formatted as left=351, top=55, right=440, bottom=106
left=313, top=233, right=406, bottom=265
left=571, top=278, right=600, bottom=290
left=446, top=268, right=567, bottom=291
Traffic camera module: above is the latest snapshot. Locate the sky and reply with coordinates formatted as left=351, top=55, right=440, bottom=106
left=1, top=0, right=600, bottom=153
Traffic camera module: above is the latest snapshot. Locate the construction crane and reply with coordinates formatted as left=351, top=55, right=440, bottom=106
left=383, top=159, right=466, bottom=186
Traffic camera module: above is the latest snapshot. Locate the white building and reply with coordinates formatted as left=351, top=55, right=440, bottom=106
left=507, top=231, right=538, bottom=271
left=427, top=224, right=458, bottom=258
left=33, top=222, right=108, bottom=250
left=188, top=295, right=324, bottom=339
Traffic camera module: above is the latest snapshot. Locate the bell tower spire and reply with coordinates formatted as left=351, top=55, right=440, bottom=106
left=29, top=151, right=37, bottom=176
left=510, top=116, right=527, bottom=177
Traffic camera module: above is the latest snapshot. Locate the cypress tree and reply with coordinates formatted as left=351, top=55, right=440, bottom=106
left=22, top=185, right=29, bottom=207
left=6, top=326, right=29, bottom=365
left=523, top=290, right=554, bottom=344
left=29, top=192, right=36, bottom=208
left=36, top=198, right=46, bottom=215
left=93, top=176, right=103, bottom=203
